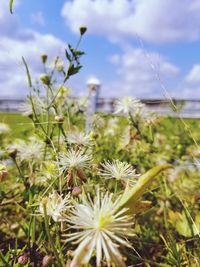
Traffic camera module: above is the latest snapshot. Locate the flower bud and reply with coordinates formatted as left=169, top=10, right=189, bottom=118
left=0, top=170, right=8, bottom=181
left=72, top=186, right=82, bottom=196
left=56, top=60, right=64, bottom=72
left=79, top=26, right=87, bottom=36
left=55, top=115, right=64, bottom=124
left=42, top=255, right=52, bottom=267
left=0, top=169, right=8, bottom=182
left=41, top=54, right=48, bottom=64
left=67, top=172, right=73, bottom=187
left=18, top=254, right=28, bottom=265
left=8, top=148, right=18, bottom=159
left=40, top=74, right=51, bottom=86
left=76, top=169, right=87, bottom=182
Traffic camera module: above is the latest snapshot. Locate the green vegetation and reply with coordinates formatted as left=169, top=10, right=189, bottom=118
left=0, top=20, right=200, bottom=267
left=0, top=112, right=33, bottom=138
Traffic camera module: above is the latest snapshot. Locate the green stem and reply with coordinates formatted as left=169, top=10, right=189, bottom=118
left=43, top=204, right=63, bottom=267
left=13, top=158, right=25, bottom=183
left=0, top=251, right=12, bottom=267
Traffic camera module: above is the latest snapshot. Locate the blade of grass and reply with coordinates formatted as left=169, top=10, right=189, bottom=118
left=116, top=164, right=172, bottom=214
left=22, top=56, right=32, bottom=88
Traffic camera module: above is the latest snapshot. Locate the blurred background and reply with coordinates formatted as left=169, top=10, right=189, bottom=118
left=0, top=0, right=200, bottom=101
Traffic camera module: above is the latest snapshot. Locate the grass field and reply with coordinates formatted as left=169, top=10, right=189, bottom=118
left=1, top=109, right=200, bottom=266
left=0, top=112, right=33, bottom=138
left=1, top=111, right=200, bottom=139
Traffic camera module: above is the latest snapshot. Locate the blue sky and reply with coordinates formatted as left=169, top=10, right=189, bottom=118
left=1, top=0, right=200, bottom=99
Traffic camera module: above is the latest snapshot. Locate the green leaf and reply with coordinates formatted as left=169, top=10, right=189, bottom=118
left=169, top=210, right=200, bottom=237
left=65, top=49, right=71, bottom=61
left=116, top=164, right=172, bottom=214
left=22, top=57, right=32, bottom=88
left=64, top=64, right=82, bottom=82
left=9, top=0, right=14, bottom=14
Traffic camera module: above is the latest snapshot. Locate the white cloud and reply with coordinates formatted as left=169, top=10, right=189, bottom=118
left=185, top=64, right=200, bottom=83
left=171, top=86, right=200, bottom=99
left=0, top=1, right=65, bottom=97
left=102, top=48, right=180, bottom=98
left=0, top=33, right=65, bottom=97
left=31, top=11, right=45, bottom=26
left=62, top=0, right=200, bottom=43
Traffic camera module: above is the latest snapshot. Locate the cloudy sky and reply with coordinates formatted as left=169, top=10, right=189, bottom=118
left=1, top=0, right=200, bottom=99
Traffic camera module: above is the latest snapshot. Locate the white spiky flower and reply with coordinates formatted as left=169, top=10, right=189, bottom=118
left=65, top=190, right=134, bottom=267
left=59, top=148, right=92, bottom=172
left=19, top=96, right=45, bottom=116
left=0, top=123, right=10, bottom=135
left=99, top=160, right=139, bottom=181
left=39, top=191, right=71, bottom=222
left=67, top=131, right=92, bottom=147
left=115, top=96, right=144, bottom=115
left=17, top=137, right=44, bottom=162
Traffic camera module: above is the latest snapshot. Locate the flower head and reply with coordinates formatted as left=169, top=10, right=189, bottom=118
left=19, top=96, right=44, bottom=116
left=67, top=131, right=92, bottom=147
left=39, top=191, right=71, bottom=222
left=16, top=137, right=44, bottom=162
left=99, top=160, right=139, bottom=181
left=65, top=190, right=134, bottom=267
left=115, top=96, right=144, bottom=115
left=0, top=123, right=10, bottom=135
left=59, top=148, right=92, bottom=172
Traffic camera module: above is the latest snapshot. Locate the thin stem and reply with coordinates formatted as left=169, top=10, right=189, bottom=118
left=13, top=158, right=25, bottom=183
left=43, top=203, right=63, bottom=267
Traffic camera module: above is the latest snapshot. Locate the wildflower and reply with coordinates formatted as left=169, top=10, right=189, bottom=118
left=19, top=96, right=44, bottom=116
left=59, top=148, right=92, bottom=172
left=39, top=191, right=71, bottom=222
left=67, top=131, right=91, bottom=147
left=17, top=137, right=44, bottom=162
left=99, top=160, right=139, bottom=181
left=115, top=96, right=144, bottom=115
left=65, top=190, right=134, bottom=267
left=0, top=123, right=10, bottom=135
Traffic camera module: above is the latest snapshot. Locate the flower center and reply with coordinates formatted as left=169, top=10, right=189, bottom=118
left=98, top=214, right=112, bottom=229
